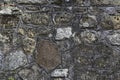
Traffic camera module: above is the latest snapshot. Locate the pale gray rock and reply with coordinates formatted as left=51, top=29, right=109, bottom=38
left=55, top=27, right=72, bottom=40
left=107, top=31, right=120, bottom=45
left=51, top=69, right=68, bottom=78
left=4, top=50, right=28, bottom=70
left=16, top=0, right=48, bottom=4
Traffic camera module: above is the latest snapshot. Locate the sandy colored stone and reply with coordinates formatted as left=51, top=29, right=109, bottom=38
left=36, top=40, right=61, bottom=71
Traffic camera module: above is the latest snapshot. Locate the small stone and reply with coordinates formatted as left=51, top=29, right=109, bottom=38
left=0, top=15, right=19, bottom=28
left=16, top=0, right=48, bottom=4
left=18, top=28, right=25, bottom=36
left=4, top=50, right=28, bottom=70
left=36, top=40, right=61, bottom=71
left=55, top=27, right=72, bottom=40
left=51, top=69, right=68, bottom=78
left=110, top=15, right=120, bottom=29
left=22, top=13, right=49, bottom=25
left=54, top=13, right=72, bottom=25
left=80, top=15, right=97, bottom=28
left=107, top=31, right=120, bottom=45
left=0, top=4, right=21, bottom=15
left=18, top=65, right=41, bottom=80
left=81, top=30, right=97, bottom=43
left=105, top=7, right=116, bottom=14
left=0, top=33, right=9, bottom=43
left=23, top=37, right=36, bottom=54
left=82, top=22, right=89, bottom=27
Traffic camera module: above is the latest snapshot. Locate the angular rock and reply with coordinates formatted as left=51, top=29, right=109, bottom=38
left=51, top=69, right=68, bottom=78
left=0, top=15, right=19, bottom=28
left=81, top=30, right=97, bottom=43
left=36, top=40, right=61, bottom=71
left=91, top=0, right=120, bottom=5
left=107, top=31, right=120, bottom=45
left=4, top=50, right=28, bottom=70
left=0, top=33, right=9, bottom=43
left=23, top=37, right=36, bottom=54
left=110, top=15, right=120, bottom=29
left=80, top=14, right=97, bottom=28
left=22, top=13, right=50, bottom=25
left=55, top=27, right=72, bottom=40
left=18, top=65, right=41, bottom=80
left=16, top=0, right=48, bottom=4
left=54, top=12, right=72, bottom=25
left=0, top=5, right=21, bottom=15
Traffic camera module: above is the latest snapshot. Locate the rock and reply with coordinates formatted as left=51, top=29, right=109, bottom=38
left=4, top=50, right=28, bottom=70
left=16, top=0, right=48, bottom=4
left=0, top=4, right=21, bottom=15
left=54, top=12, right=72, bottom=25
left=55, top=27, right=72, bottom=40
left=110, top=15, right=120, bottom=29
left=23, top=37, right=36, bottom=54
left=105, top=7, right=116, bottom=14
left=51, top=69, right=68, bottom=78
left=0, top=50, right=4, bottom=70
left=22, top=13, right=50, bottom=25
left=91, top=0, right=120, bottom=5
left=80, top=14, right=97, bottom=28
left=36, top=40, right=61, bottom=71
left=107, top=31, right=120, bottom=45
left=0, top=15, right=19, bottom=28
left=81, top=30, right=97, bottom=43
left=18, top=65, right=41, bottom=80
left=0, top=33, right=9, bottom=43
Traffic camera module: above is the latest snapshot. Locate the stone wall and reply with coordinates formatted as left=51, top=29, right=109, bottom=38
left=0, top=0, right=120, bottom=80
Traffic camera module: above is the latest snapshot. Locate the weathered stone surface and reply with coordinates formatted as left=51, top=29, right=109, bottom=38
left=0, top=15, right=19, bottom=28
left=36, top=40, right=61, bottom=71
left=54, top=12, right=72, bottom=25
left=110, top=15, right=120, bottom=29
left=51, top=69, right=68, bottom=78
left=80, top=14, right=97, bottom=28
left=80, top=30, right=97, bottom=43
left=22, top=13, right=50, bottom=25
left=4, top=50, right=28, bottom=70
left=72, top=43, right=113, bottom=80
left=0, top=4, right=21, bottom=15
left=91, top=0, right=120, bottom=5
left=23, top=37, right=36, bottom=54
left=107, top=30, right=120, bottom=45
left=18, top=65, right=41, bottom=80
left=55, top=27, right=72, bottom=40
left=16, top=0, right=48, bottom=4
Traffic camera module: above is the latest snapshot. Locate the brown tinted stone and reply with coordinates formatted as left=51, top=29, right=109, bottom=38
left=22, top=13, right=50, bottom=25
left=110, top=15, right=120, bottom=29
left=54, top=12, right=72, bottom=26
left=36, top=40, right=61, bottom=71
left=0, top=15, right=19, bottom=28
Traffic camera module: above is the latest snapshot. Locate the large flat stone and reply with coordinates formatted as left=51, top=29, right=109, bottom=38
left=36, top=40, right=61, bottom=71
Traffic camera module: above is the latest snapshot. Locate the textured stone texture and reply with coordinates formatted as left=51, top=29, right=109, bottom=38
left=0, top=0, right=120, bottom=80
left=36, top=40, right=61, bottom=71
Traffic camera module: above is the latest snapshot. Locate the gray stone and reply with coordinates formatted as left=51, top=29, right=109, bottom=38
left=51, top=69, right=68, bottom=78
left=18, top=65, right=41, bottom=80
left=0, top=33, right=9, bottom=43
left=16, top=0, right=48, bottom=4
left=23, top=37, right=36, bottom=54
left=4, top=50, right=28, bottom=70
left=0, top=4, right=21, bottom=15
left=81, top=30, right=97, bottom=43
left=107, top=31, right=120, bottom=45
left=55, top=27, right=72, bottom=40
